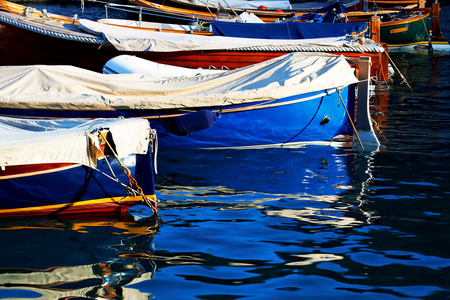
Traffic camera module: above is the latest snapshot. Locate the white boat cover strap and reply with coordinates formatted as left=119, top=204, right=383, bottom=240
left=77, top=19, right=381, bottom=53
left=0, top=53, right=359, bottom=110
left=0, top=118, right=151, bottom=168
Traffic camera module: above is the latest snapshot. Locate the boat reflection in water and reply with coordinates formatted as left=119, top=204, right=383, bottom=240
left=0, top=144, right=381, bottom=298
left=157, top=143, right=378, bottom=227
left=0, top=135, right=384, bottom=299
left=143, top=145, right=381, bottom=292
left=0, top=217, right=160, bottom=299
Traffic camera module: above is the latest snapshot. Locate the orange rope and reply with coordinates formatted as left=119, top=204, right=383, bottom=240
left=98, top=131, right=162, bottom=221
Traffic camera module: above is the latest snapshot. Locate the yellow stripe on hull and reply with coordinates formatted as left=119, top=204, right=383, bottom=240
left=0, top=194, right=157, bottom=216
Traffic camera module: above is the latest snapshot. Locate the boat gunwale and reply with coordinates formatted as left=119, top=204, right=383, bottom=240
left=379, top=10, right=430, bottom=27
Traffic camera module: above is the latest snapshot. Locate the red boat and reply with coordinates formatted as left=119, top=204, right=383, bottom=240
left=0, top=0, right=390, bottom=82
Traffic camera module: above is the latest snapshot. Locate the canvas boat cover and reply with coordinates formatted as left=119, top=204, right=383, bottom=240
left=211, top=20, right=368, bottom=40
left=0, top=53, right=358, bottom=111
left=191, top=0, right=293, bottom=10
left=77, top=19, right=374, bottom=52
left=0, top=118, right=151, bottom=168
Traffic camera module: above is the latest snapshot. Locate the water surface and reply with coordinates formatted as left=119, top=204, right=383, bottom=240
left=0, top=4, right=450, bottom=299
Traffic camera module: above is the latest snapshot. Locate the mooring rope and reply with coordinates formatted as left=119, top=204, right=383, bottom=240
left=385, top=51, right=413, bottom=91
left=370, top=117, right=387, bottom=142
left=336, top=87, right=364, bottom=151
left=421, top=14, right=433, bottom=52
left=97, top=130, right=162, bottom=221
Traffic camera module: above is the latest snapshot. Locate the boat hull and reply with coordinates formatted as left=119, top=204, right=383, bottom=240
left=380, top=12, right=431, bottom=47
left=152, top=88, right=355, bottom=148
left=0, top=150, right=156, bottom=218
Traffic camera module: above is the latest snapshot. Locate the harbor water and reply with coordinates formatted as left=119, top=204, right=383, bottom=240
left=0, top=3, right=450, bottom=299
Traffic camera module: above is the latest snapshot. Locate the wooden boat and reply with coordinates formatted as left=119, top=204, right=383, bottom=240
left=124, top=0, right=361, bottom=23
left=333, top=3, right=449, bottom=51
left=98, top=14, right=369, bottom=40
left=118, top=0, right=448, bottom=51
left=206, top=8, right=449, bottom=50
left=0, top=52, right=379, bottom=151
left=0, top=117, right=158, bottom=218
left=122, top=0, right=412, bottom=23
left=130, top=0, right=362, bottom=13
left=0, top=0, right=390, bottom=80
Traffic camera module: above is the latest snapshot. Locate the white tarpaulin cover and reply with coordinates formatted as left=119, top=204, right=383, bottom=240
left=0, top=53, right=359, bottom=111
left=0, top=118, right=151, bottom=168
left=192, top=0, right=293, bottom=10
left=78, top=19, right=359, bottom=52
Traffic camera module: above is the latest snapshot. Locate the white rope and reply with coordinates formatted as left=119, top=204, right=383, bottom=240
left=0, top=14, right=104, bottom=44
left=232, top=44, right=385, bottom=53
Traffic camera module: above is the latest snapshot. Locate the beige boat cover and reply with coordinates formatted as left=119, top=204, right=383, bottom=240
left=191, top=0, right=293, bottom=10
left=0, top=53, right=358, bottom=111
left=78, top=19, right=366, bottom=52
left=0, top=118, right=151, bottom=168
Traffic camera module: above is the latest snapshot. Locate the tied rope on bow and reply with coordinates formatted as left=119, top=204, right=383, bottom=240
left=97, top=130, right=162, bottom=222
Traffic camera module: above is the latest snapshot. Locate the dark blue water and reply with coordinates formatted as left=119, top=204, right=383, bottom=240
left=1, top=3, right=450, bottom=299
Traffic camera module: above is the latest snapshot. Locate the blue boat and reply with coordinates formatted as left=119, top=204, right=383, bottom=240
left=210, top=19, right=368, bottom=40
left=0, top=117, right=158, bottom=219
left=0, top=53, right=379, bottom=150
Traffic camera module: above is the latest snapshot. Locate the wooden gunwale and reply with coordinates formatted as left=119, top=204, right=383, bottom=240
left=379, top=11, right=429, bottom=27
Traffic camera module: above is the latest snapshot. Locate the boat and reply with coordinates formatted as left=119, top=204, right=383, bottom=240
left=121, top=0, right=412, bottom=23
left=0, top=0, right=390, bottom=81
left=120, top=0, right=362, bottom=24
left=0, top=117, right=159, bottom=219
left=98, top=13, right=369, bottom=40
left=116, top=0, right=448, bottom=51
left=330, top=2, right=449, bottom=51
left=207, top=7, right=449, bottom=51
left=379, top=4, right=449, bottom=51
left=0, top=52, right=379, bottom=151
left=128, top=0, right=362, bottom=13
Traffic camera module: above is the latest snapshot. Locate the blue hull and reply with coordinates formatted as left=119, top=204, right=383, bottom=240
left=0, top=151, right=156, bottom=218
left=0, top=86, right=355, bottom=149
left=153, top=86, right=355, bottom=148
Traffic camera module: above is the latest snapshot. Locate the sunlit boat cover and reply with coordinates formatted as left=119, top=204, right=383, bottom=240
left=0, top=53, right=358, bottom=111
left=191, top=0, right=293, bottom=10
left=211, top=21, right=368, bottom=40
left=77, top=19, right=372, bottom=52
left=0, top=118, right=151, bottom=168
